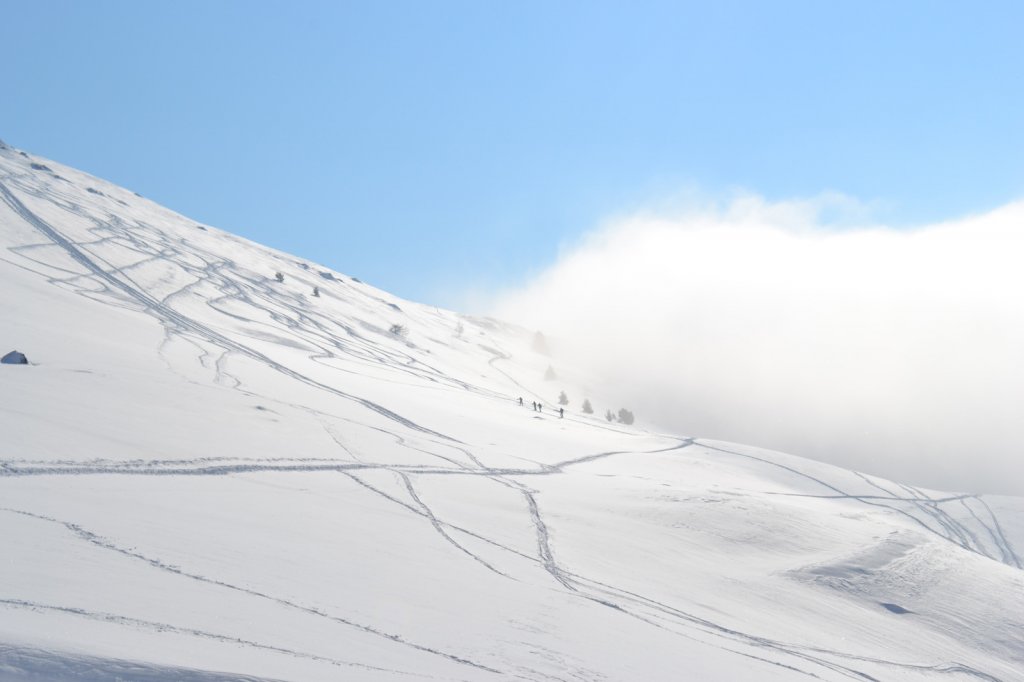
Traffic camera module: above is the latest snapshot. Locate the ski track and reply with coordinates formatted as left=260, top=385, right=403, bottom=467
left=0, top=507, right=502, bottom=677
left=495, top=440, right=983, bottom=682
left=3, top=438, right=976, bottom=681
left=6, top=170, right=521, bottom=424
left=398, top=472, right=512, bottom=579
left=701, top=442, right=1018, bottom=570
left=0, top=598, right=421, bottom=677
left=0, top=440, right=693, bottom=479
left=2, top=436, right=1013, bottom=678
left=0, top=643, right=295, bottom=682
left=971, top=496, right=1023, bottom=569
left=339, top=471, right=537, bottom=563
left=0, top=178, right=458, bottom=444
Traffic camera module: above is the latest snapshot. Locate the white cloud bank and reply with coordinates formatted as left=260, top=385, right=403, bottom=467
left=493, top=195, right=1024, bottom=496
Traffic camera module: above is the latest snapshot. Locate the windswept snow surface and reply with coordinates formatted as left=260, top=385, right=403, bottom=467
left=1, top=145, right=1023, bottom=682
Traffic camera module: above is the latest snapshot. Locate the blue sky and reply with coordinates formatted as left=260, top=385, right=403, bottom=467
left=5, top=0, right=1023, bottom=306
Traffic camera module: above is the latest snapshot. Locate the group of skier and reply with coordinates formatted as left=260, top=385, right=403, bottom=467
left=518, top=396, right=563, bottom=418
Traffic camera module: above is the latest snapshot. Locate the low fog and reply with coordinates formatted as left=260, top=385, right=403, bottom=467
left=493, top=195, right=1024, bottom=496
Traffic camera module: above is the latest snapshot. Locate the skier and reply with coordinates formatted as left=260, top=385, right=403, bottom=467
left=559, top=407, right=564, bottom=419
left=532, top=401, right=537, bottom=411
left=518, top=397, right=523, bottom=406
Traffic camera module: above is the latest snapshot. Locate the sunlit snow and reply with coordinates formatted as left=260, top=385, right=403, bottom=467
left=1, top=145, right=1022, bottom=681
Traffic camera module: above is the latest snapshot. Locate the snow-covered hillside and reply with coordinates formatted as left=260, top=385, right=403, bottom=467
left=1, top=140, right=1022, bottom=682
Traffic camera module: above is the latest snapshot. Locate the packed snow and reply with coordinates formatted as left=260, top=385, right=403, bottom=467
left=1, top=144, right=1022, bottom=681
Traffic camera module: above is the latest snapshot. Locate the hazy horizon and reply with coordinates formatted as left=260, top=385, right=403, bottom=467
left=492, top=193, right=1024, bottom=497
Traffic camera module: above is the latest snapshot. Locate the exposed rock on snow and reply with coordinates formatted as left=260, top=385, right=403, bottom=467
left=1, top=350, right=28, bottom=365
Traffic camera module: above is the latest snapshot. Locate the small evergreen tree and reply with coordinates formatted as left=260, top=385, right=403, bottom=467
left=544, top=365, right=557, bottom=381
left=617, top=408, right=635, bottom=425
left=582, top=399, right=593, bottom=414
left=532, top=331, right=550, bottom=355
left=389, top=323, right=407, bottom=338
left=605, top=409, right=615, bottom=422
left=558, top=391, right=569, bottom=406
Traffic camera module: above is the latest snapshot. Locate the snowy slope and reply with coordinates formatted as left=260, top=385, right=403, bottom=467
left=1, top=140, right=1023, bottom=682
